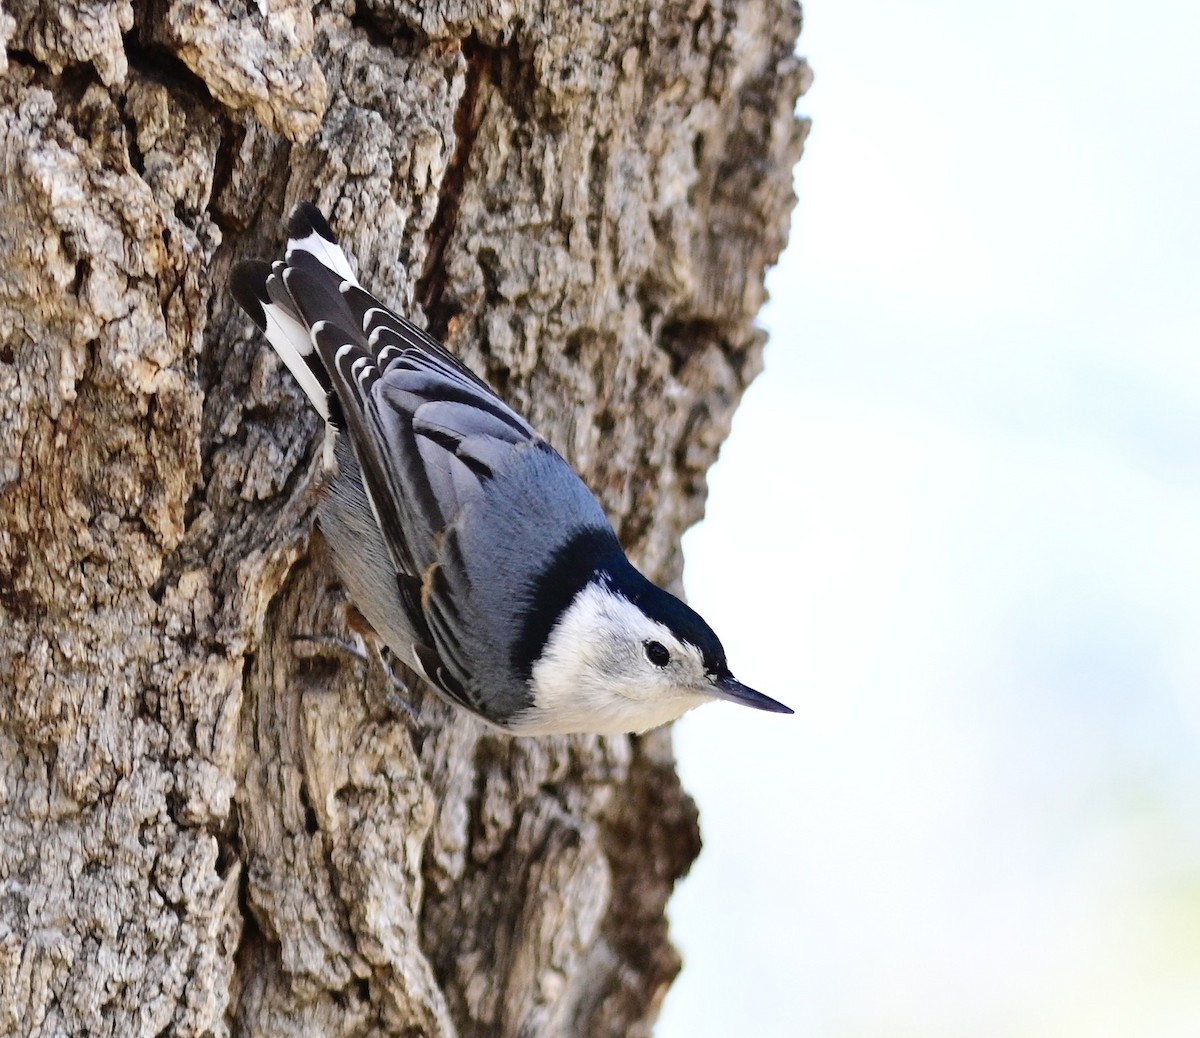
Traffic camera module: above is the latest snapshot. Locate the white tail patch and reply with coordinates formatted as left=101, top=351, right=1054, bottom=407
left=261, top=301, right=331, bottom=421
left=285, top=229, right=360, bottom=286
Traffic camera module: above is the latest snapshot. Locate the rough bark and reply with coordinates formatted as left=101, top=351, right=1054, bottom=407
left=0, top=2, right=808, bottom=1036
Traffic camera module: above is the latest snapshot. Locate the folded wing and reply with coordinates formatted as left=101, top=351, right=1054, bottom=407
left=230, top=204, right=542, bottom=714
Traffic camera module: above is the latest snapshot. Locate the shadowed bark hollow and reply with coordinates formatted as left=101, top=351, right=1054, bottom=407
left=0, top=1, right=808, bottom=1035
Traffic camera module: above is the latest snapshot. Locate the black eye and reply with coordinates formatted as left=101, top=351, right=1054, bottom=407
left=644, top=641, right=671, bottom=667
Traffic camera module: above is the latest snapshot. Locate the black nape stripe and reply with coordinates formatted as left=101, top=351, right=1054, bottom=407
left=610, top=563, right=729, bottom=676
left=511, top=525, right=624, bottom=680
left=516, top=524, right=730, bottom=679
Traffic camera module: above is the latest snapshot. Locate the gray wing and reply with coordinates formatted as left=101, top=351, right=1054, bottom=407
left=279, top=253, right=547, bottom=716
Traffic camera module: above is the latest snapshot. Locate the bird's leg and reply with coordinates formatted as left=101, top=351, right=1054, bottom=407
left=290, top=633, right=370, bottom=665
left=292, top=630, right=420, bottom=723
left=337, top=600, right=421, bottom=722
left=375, top=644, right=420, bottom=722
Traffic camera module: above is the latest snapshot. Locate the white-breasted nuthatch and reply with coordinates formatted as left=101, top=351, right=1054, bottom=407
left=230, top=203, right=792, bottom=735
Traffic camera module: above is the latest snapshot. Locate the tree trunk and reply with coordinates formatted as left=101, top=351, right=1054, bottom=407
left=0, top=1, right=807, bottom=1035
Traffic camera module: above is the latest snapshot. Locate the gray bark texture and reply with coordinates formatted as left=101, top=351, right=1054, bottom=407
left=0, top=1, right=808, bottom=1035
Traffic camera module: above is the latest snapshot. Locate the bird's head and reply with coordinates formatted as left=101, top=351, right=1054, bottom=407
left=521, top=562, right=792, bottom=736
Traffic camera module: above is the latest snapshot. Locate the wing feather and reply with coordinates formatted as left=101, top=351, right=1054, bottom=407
left=279, top=228, right=543, bottom=704
left=231, top=203, right=562, bottom=722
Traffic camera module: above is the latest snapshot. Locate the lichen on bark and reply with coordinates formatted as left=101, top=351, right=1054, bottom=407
left=0, top=1, right=808, bottom=1035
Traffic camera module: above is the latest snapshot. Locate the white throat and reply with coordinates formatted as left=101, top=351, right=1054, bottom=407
left=516, top=581, right=704, bottom=736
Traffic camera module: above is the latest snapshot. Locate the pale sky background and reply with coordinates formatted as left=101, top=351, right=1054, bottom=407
left=657, top=2, right=1200, bottom=1036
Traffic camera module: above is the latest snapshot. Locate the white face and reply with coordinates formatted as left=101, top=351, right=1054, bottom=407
left=521, top=582, right=721, bottom=736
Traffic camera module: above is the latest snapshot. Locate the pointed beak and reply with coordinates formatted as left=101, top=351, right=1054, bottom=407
left=711, top=675, right=794, bottom=715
